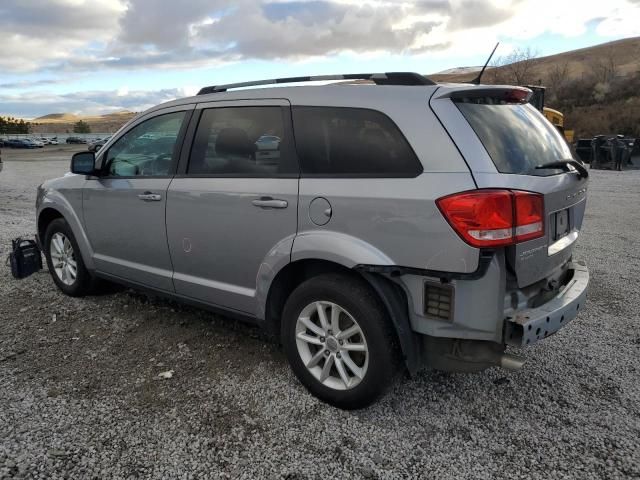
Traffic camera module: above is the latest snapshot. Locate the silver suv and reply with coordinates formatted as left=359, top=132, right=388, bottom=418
left=36, top=73, right=589, bottom=409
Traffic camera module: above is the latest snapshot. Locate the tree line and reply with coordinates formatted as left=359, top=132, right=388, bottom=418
left=0, top=116, right=32, bottom=134
left=0, top=117, right=92, bottom=135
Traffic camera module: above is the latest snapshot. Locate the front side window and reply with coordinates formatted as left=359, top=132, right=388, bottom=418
left=105, top=111, right=186, bottom=177
left=188, top=107, right=294, bottom=176
left=292, top=107, right=422, bottom=176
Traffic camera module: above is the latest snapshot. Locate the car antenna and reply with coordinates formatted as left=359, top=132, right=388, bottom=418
left=470, top=42, right=499, bottom=85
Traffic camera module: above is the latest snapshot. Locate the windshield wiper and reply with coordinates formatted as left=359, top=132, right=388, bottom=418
left=535, top=159, right=588, bottom=179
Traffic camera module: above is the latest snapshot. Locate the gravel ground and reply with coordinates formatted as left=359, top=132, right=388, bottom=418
left=0, top=154, right=639, bottom=479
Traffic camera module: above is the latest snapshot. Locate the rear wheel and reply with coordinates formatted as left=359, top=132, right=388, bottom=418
left=44, top=218, right=94, bottom=296
left=282, top=273, right=398, bottom=409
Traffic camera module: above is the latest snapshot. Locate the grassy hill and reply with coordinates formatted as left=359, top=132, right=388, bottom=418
left=33, top=113, right=82, bottom=123
left=31, top=111, right=137, bottom=134
left=429, top=37, right=640, bottom=84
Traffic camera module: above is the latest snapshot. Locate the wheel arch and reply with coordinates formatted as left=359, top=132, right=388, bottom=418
left=37, top=202, right=95, bottom=271
left=264, top=258, right=421, bottom=375
left=37, top=207, right=64, bottom=243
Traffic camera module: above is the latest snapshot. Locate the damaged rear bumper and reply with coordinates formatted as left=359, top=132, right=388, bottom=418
left=504, top=262, right=589, bottom=346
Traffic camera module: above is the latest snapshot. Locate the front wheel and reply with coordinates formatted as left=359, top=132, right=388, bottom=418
left=44, top=218, right=94, bottom=296
left=282, top=273, right=399, bottom=409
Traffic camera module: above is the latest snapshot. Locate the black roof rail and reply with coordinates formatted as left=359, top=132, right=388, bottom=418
left=197, top=72, right=435, bottom=95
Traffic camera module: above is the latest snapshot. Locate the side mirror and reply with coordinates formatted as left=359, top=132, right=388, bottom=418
left=71, top=151, right=96, bottom=175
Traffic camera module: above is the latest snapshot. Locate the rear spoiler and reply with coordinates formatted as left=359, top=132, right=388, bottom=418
left=433, top=86, right=532, bottom=103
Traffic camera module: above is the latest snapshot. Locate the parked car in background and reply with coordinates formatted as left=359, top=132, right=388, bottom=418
left=6, top=139, right=38, bottom=148
left=255, top=134, right=281, bottom=151
left=23, top=139, right=42, bottom=148
left=29, top=138, right=45, bottom=148
left=88, top=136, right=111, bottom=152
left=66, top=137, right=87, bottom=144
left=4, top=139, right=23, bottom=148
left=48, top=137, right=59, bottom=145
left=37, top=73, right=590, bottom=409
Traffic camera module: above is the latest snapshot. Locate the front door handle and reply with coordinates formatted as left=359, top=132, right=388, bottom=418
left=252, top=197, right=288, bottom=209
left=138, top=191, right=162, bottom=202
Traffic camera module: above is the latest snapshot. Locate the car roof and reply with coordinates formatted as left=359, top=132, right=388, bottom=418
left=143, top=81, right=525, bottom=115
left=144, top=84, right=440, bottom=113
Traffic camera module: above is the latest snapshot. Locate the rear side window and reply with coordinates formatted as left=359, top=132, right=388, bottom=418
left=188, top=107, right=296, bottom=176
left=454, top=99, right=573, bottom=176
left=292, top=107, right=422, bottom=176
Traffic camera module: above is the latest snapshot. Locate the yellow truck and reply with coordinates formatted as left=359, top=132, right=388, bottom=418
left=525, top=85, right=574, bottom=142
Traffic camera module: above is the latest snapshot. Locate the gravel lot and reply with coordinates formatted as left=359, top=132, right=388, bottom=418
left=1, top=149, right=639, bottom=479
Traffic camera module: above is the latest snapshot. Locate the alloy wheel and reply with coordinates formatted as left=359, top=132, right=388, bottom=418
left=295, top=301, right=369, bottom=390
left=50, top=232, right=77, bottom=286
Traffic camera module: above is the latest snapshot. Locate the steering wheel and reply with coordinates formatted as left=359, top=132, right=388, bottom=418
left=140, top=153, right=172, bottom=176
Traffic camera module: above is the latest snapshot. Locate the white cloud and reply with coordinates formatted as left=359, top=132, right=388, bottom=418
left=0, top=88, right=190, bottom=118
left=1, top=0, right=639, bottom=117
left=0, top=0, right=124, bottom=72
left=1, top=0, right=638, bottom=74
left=596, top=3, right=640, bottom=37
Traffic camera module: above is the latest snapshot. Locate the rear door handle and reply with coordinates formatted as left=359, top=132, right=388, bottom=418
left=252, top=197, right=288, bottom=209
left=138, top=191, right=162, bottom=202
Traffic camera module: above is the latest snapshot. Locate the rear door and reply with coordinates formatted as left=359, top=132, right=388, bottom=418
left=166, top=99, right=299, bottom=315
left=431, top=87, right=588, bottom=287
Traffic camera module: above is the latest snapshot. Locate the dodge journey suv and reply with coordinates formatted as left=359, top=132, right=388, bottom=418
left=36, top=73, right=589, bottom=409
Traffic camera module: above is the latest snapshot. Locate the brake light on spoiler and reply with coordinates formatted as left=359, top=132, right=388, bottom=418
left=437, top=189, right=544, bottom=248
left=448, top=87, right=532, bottom=104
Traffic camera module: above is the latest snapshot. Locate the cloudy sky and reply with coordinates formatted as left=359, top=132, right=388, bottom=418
left=1, top=0, right=639, bottom=119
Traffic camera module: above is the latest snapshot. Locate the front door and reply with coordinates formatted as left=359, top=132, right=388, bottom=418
left=83, top=108, right=191, bottom=291
left=166, top=101, right=299, bottom=314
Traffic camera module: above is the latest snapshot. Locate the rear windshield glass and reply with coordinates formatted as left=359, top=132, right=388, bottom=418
left=454, top=99, right=573, bottom=176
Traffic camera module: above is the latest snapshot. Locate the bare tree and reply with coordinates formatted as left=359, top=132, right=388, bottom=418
left=486, top=56, right=507, bottom=84
left=500, top=47, right=539, bottom=85
left=546, top=61, right=570, bottom=102
left=591, top=48, right=619, bottom=84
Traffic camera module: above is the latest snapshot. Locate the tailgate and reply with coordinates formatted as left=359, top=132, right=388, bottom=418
left=476, top=172, right=587, bottom=287
left=429, top=85, right=588, bottom=287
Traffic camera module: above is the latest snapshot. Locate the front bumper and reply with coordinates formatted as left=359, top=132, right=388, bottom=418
left=504, top=262, right=589, bottom=346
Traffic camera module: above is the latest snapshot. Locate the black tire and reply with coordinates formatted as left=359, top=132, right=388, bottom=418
left=43, top=218, right=94, bottom=297
left=281, top=273, right=399, bottom=409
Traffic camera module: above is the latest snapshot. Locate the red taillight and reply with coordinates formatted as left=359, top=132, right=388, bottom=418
left=513, top=191, right=544, bottom=242
left=437, top=189, right=544, bottom=248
